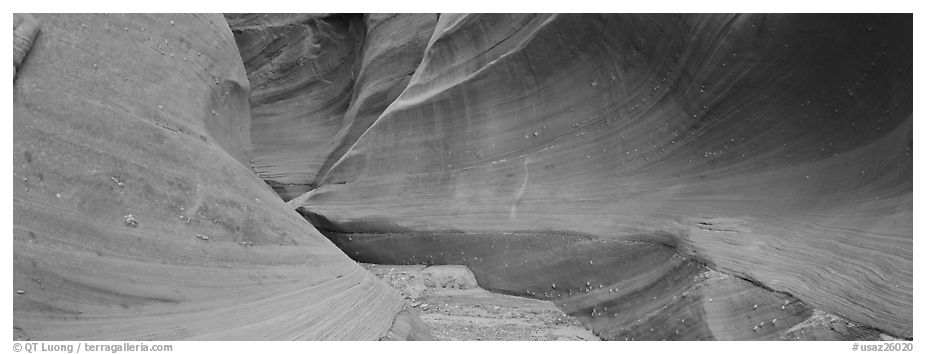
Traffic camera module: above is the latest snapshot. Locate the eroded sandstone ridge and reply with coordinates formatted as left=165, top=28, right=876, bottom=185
left=257, top=14, right=912, bottom=339
left=12, top=14, right=417, bottom=340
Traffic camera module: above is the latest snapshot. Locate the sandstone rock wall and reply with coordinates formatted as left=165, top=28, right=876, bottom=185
left=229, top=14, right=438, bottom=200
left=293, top=14, right=912, bottom=337
left=13, top=13, right=410, bottom=340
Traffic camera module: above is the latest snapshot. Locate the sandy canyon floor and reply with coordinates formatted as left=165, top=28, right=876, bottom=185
left=363, top=264, right=598, bottom=340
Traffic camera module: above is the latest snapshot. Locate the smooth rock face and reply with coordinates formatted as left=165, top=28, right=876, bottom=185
left=289, top=14, right=912, bottom=338
left=12, top=13, right=412, bottom=340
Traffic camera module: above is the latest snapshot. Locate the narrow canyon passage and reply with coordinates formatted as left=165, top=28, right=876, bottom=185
left=12, top=12, right=912, bottom=341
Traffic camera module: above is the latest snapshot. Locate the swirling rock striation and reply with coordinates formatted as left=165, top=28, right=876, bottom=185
left=228, top=13, right=437, bottom=200
left=291, top=14, right=912, bottom=338
left=12, top=13, right=416, bottom=340
left=227, top=14, right=364, bottom=199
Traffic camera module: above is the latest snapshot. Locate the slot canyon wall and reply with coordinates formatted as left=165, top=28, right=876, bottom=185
left=234, top=14, right=912, bottom=339
left=12, top=13, right=426, bottom=340
left=12, top=13, right=913, bottom=341
left=228, top=13, right=439, bottom=200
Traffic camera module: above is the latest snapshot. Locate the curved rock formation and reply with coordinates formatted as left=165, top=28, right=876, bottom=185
left=228, top=14, right=365, bottom=200
left=289, top=14, right=912, bottom=338
left=12, top=13, right=415, bottom=340
left=13, top=14, right=40, bottom=78
left=229, top=13, right=437, bottom=200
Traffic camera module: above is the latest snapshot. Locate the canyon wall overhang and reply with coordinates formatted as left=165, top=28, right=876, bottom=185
left=287, top=14, right=912, bottom=337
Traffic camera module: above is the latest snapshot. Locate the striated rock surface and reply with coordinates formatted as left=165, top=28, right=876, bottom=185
left=13, top=14, right=40, bottom=77
left=227, top=13, right=365, bottom=199
left=229, top=13, right=437, bottom=200
left=12, top=13, right=417, bottom=340
left=289, top=14, right=913, bottom=338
